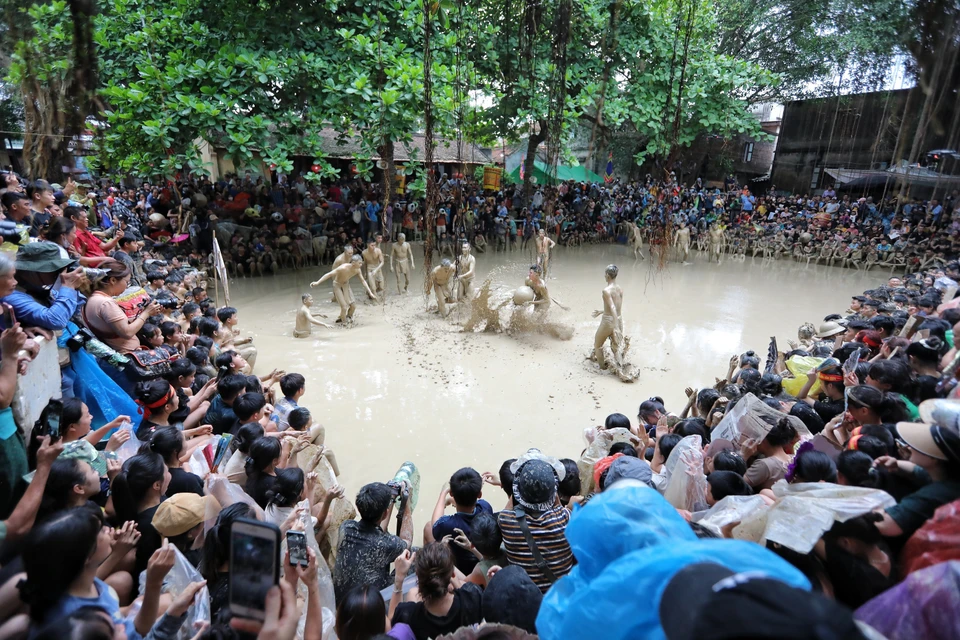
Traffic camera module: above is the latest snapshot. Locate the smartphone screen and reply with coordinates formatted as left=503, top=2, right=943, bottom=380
left=44, top=400, right=63, bottom=441
left=229, top=519, right=280, bottom=621
left=287, top=530, right=308, bottom=567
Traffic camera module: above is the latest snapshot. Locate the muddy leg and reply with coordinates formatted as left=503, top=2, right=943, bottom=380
left=436, top=289, right=448, bottom=317
left=594, top=322, right=614, bottom=369
left=333, top=285, right=349, bottom=323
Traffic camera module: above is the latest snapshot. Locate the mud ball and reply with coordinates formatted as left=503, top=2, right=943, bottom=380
left=513, top=286, right=536, bottom=305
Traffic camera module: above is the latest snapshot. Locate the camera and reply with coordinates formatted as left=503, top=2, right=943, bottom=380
left=386, top=480, right=409, bottom=501
left=66, top=327, right=96, bottom=352
left=0, top=221, right=22, bottom=245
left=81, top=267, right=109, bottom=281
left=156, top=297, right=180, bottom=310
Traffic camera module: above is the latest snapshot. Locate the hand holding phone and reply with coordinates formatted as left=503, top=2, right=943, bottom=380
left=41, top=399, right=63, bottom=441
left=229, top=519, right=280, bottom=621
left=1, top=303, right=14, bottom=328
left=286, top=530, right=308, bottom=568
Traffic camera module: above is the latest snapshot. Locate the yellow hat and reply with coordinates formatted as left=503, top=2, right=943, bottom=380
left=152, top=493, right=220, bottom=537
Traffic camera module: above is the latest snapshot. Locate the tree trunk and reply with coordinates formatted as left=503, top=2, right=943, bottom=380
left=522, top=121, right=547, bottom=206
left=379, top=138, right=394, bottom=236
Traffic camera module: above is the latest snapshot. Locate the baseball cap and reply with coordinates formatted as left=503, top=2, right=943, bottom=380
left=482, top=565, right=542, bottom=633
left=152, top=493, right=220, bottom=537
left=659, top=563, right=867, bottom=640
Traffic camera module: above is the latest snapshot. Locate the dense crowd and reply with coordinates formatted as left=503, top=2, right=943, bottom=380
left=0, top=167, right=958, bottom=640
left=5, top=168, right=954, bottom=275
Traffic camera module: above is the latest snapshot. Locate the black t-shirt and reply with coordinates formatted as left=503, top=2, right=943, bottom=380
left=915, top=374, right=940, bottom=403
left=134, top=500, right=165, bottom=577
left=136, top=419, right=186, bottom=442
left=169, top=389, right=192, bottom=424
left=210, top=573, right=230, bottom=619
left=822, top=540, right=895, bottom=610
left=813, top=398, right=844, bottom=424
left=392, top=583, right=484, bottom=640
left=167, top=467, right=204, bottom=497
left=245, top=472, right=277, bottom=509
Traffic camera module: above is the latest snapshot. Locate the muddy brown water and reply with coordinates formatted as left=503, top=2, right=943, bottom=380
left=226, top=243, right=880, bottom=537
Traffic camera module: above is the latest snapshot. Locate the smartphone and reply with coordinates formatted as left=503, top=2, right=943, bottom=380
left=229, top=519, right=280, bottom=621
left=286, top=530, right=308, bottom=567
left=1, top=304, right=14, bottom=328
left=44, top=399, right=63, bottom=441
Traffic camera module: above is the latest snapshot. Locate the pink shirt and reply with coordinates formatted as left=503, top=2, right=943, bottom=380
left=84, top=292, right=139, bottom=353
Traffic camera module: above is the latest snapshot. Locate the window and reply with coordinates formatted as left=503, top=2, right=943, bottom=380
left=742, top=142, right=754, bottom=163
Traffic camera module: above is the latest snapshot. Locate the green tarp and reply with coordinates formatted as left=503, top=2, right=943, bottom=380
left=506, top=159, right=604, bottom=185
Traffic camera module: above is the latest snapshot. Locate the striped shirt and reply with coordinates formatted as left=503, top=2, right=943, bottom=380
left=498, top=504, right=573, bottom=592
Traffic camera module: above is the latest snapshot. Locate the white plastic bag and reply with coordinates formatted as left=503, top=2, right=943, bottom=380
left=204, top=474, right=264, bottom=535
left=285, top=501, right=338, bottom=640
left=711, top=393, right=811, bottom=455
left=691, top=495, right=768, bottom=537
left=577, top=427, right=635, bottom=495
left=114, top=420, right=145, bottom=463
left=662, top=435, right=708, bottom=512
left=137, top=546, right=210, bottom=640
left=185, top=435, right=221, bottom=479
left=733, top=480, right=897, bottom=553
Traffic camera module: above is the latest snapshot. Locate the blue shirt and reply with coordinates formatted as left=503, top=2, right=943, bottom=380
left=0, top=287, right=80, bottom=331
left=205, top=395, right=238, bottom=435
left=30, top=578, right=141, bottom=640
left=432, top=500, right=494, bottom=574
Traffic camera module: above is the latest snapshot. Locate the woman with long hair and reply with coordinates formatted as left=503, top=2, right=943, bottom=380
left=27, top=399, right=130, bottom=469
left=244, top=437, right=284, bottom=509
left=388, top=542, right=482, bottom=639
left=337, top=584, right=414, bottom=640
left=148, top=426, right=203, bottom=497
left=200, top=502, right=260, bottom=618
left=133, top=379, right=212, bottom=444
left=37, top=458, right=103, bottom=522
left=222, top=422, right=264, bottom=485
left=743, top=418, right=798, bottom=491
left=110, top=452, right=170, bottom=577
left=19, top=506, right=168, bottom=635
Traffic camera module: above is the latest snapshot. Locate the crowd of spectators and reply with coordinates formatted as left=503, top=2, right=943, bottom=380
left=0, top=167, right=958, bottom=640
